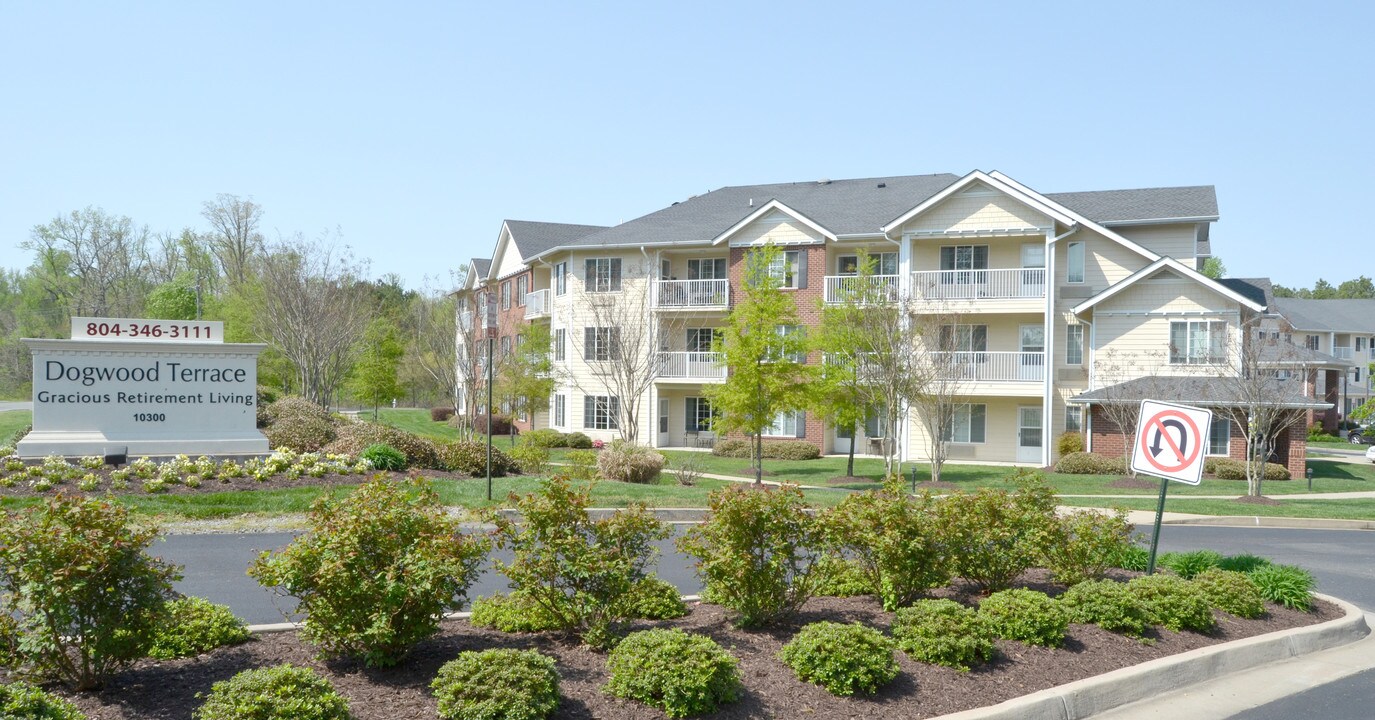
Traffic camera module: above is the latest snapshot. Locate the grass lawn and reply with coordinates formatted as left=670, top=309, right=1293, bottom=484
left=0, top=410, right=31, bottom=444
left=1062, top=496, right=1375, bottom=522
left=1308, top=440, right=1362, bottom=450
left=374, top=408, right=462, bottom=442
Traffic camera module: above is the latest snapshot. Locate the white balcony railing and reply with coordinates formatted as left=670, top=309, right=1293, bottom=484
left=1333, top=346, right=1354, bottom=360
left=911, top=268, right=1046, bottom=301
left=658, top=351, right=726, bottom=380
left=823, top=275, right=899, bottom=304
left=932, top=351, right=1045, bottom=382
left=523, top=289, right=550, bottom=319
left=653, top=279, right=729, bottom=309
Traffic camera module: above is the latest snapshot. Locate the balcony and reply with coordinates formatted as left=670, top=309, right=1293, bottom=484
left=932, top=351, right=1045, bottom=383
left=911, top=268, right=1045, bottom=302
left=657, top=351, right=726, bottom=381
left=653, top=279, right=729, bottom=310
left=1333, top=346, right=1354, bottom=360
left=823, top=275, right=899, bottom=304
left=523, top=289, right=550, bottom=319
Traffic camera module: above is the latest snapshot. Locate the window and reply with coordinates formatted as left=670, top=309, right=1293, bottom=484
left=1066, top=242, right=1085, bottom=284
left=1208, top=418, right=1231, bottom=456
left=1065, top=324, right=1084, bottom=365
left=766, top=250, right=804, bottom=288
left=765, top=410, right=804, bottom=437
left=515, top=275, right=527, bottom=306
left=584, top=327, right=620, bottom=361
left=554, top=262, right=567, bottom=295
left=939, top=324, right=988, bottom=353
left=1169, top=320, right=1227, bottom=364
left=1305, top=335, right=1320, bottom=351
left=940, top=245, right=988, bottom=272
left=774, top=324, right=806, bottom=362
left=553, top=394, right=566, bottom=428
left=500, top=281, right=511, bottom=309
left=583, top=395, right=619, bottom=430
left=864, top=408, right=888, bottom=439
left=554, top=328, right=566, bottom=362
left=837, top=255, right=858, bottom=276
left=942, top=404, right=987, bottom=443
left=499, top=335, right=511, bottom=358
left=686, top=328, right=720, bottom=352
left=684, top=397, right=715, bottom=432
left=584, top=258, right=622, bottom=292
left=687, top=258, right=727, bottom=280
left=837, top=252, right=897, bottom=276
left=1065, top=406, right=1083, bottom=433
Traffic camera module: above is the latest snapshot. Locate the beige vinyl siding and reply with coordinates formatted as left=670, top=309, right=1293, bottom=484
left=907, top=398, right=1032, bottom=464
left=1113, top=224, right=1199, bottom=263
left=901, top=187, right=1051, bottom=234
left=1057, top=228, right=1152, bottom=289
left=729, top=209, right=825, bottom=246
left=911, top=236, right=1039, bottom=273
left=493, top=229, right=526, bottom=279
left=1092, top=277, right=1241, bottom=385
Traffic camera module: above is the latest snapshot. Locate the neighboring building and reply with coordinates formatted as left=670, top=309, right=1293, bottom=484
left=456, top=170, right=1329, bottom=477
left=1267, top=298, right=1375, bottom=419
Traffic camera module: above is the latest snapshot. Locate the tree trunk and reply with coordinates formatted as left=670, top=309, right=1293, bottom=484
left=755, top=432, right=763, bottom=486
left=846, top=422, right=856, bottom=477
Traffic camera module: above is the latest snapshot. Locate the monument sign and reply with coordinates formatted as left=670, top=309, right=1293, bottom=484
left=17, top=317, right=270, bottom=458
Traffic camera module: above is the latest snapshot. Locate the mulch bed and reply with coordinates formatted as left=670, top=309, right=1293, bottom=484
left=0, top=469, right=473, bottom=500
left=1233, top=495, right=1284, bottom=506
left=1108, top=477, right=1161, bottom=490
left=33, top=571, right=1339, bottom=720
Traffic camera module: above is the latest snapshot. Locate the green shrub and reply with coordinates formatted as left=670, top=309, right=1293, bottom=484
left=265, top=414, right=338, bottom=453
left=265, top=396, right=332, bottom=425
left=812, top=556, right=875, bottom=598
left=620, top=576, right=688, bottom=620
left=509, top=444, right=550, bottom=476
left=1111, top=543, right=1151, bottom=572
left=249, top=478, right=487, bottom=666
left=1060, top=580, right=1152, bottom=636
left=431, top=406, right=456, bottom=422
left=605, top=629, right=741, bottom=718
left=597, top=440, right=665, bottom=483
left=1158, top=549, right=1223, bottom=579
left=710, top=438, right=819, bottom=460
left=1044, top=509, right=1134, bottom=586
left=891, top=599, right=995, bottom=671
left=194, top=664, right=351, bottom=720
left=979, top=589, right=1067, bottom=647
left=778, top=622, right=898, bottom=697
left=1129, top=574, right=1216, bottom=632
left=436, top=440, right=515, bottom=477
left=1193, top=568, right=1266, bottom=619
left=1057, top=431, right=1085, bottom=456
left=486, top=477, right=668, bottom=648
left=472, top=414, right=515, bottom=436
left=469, top=592, right=560, bottom=633
left=325, top=421, right=445, bottom=469
left=1204, top=458, right=1290, bottom=481
left=0, top=494, right=180, bottom=690
left=564, top=432, right=593, bottom=449
left=432, top=649, right=559, bottom=720
left=147, top=597, right=251, bottom=659
left=1053, top=452, right=1127, bottom=475
left=821, top=490, right=947, bottom=610
left=521, top=429, right=567, bottom=448
left=1248, top=564, right=1315, bottom=611
left=0, top=613, right=18, bottom=668
left=563, top=449, right=598, bottom=480
left=679, top=484, right=827, bottom=628
left=935, top=472, right=1059, bottom=593
left=360, top=443, right=407, bottom=471
left=1217, top=553, right=1273, bottom=573
left=0, top=681, right=87, bottom=720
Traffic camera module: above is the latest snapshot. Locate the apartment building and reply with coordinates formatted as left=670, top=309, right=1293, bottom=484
left=456, top=170, right=1327, bottom=477
left=1268, top=298, right=1375, bottom=419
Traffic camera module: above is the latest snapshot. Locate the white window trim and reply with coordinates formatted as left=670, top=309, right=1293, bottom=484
left=1065, top=324, right=1084, bottom=366
left=943, top=403, right=987, bottom=444
left=1067, top=241, right=1085, bottom=284
left=764, top=410, right=800, bottom=437
left=1207, top=417, right=1231, bottom=456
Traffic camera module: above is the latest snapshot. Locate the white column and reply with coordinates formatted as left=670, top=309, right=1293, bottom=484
left=1041, top=229, right=1056, bottom=467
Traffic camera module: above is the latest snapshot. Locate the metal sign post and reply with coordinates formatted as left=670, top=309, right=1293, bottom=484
left=1130, top=399, right=1212, bottom=575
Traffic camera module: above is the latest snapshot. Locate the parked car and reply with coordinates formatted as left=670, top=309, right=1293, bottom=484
left=1366, top=445, right=1375, bottom=463
left=1350, top=426, right=1374, bottom=444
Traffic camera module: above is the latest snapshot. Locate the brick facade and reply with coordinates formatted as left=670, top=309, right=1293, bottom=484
left=1089, top=405, right=1307, bottom=480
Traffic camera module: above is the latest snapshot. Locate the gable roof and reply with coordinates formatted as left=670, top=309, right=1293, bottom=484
left=1045, top=186, right=1218, bottom=224
left=1071, top=376, right=1328, bottom=409
left=1217, top=277, right=1274, bottom=310
left=1271, top=298, right=1375, bottom=334
left=1071, top=256, right=1266, bottom=315
left=710, top=199, right=836, bottom=245
left=504, top=220, right=608, bottom=259
left=469, top=258, right=492, bottom=278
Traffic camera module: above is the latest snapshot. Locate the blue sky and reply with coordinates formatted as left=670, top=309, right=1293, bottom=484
left=1, top=1, right=1370, bottom=290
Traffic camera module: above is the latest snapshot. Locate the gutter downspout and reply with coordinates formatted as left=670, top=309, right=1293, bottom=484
left=1043, top=224, right=1080, bottom=467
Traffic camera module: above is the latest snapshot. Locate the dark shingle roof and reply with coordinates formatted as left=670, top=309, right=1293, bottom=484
left=505, top=220, right=608, bottom=259
left=1272, top=298, right=1375, bottom=334
left=1218, top=277, right=1274, bottom=309
left=1071, top=376, right=1326, bottom=409
left=1045, top=186, right=1218, bottom=224
left=469, top=258, right=491, bottom=277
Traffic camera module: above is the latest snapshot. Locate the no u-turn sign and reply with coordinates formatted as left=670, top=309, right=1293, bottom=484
left=1130, top=400, right=1213, bottom=486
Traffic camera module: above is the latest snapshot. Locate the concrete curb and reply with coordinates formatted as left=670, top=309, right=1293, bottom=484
left=931, top=592, right=1370, bottom=720
left=1150, top=515, right=1375, bottom=531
